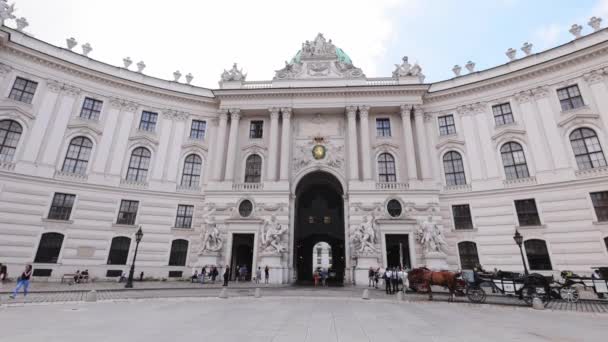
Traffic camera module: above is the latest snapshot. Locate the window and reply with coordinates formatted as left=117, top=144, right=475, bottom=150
left=34, top=232, right=64, bottom=263
left=0, top=119, right=23, bottom=162
left=244, top=154, right=262, bottom=183
left=376, top=118, right=391, bottom=137
left=443, top=151, right=466, bottom=186
left=377, top=153, right=396, bottom=182
left=126, top=147, right=151, bottom=182
left=438, top=114, right=456, bottom=136
left=492, top=103, right=514, bottom=126
left=249, top=120, right=264, bottom=139
left=501, top=142, right=529, bottom=180
left=181, top=154, right=202, bottom=187
left=387, top=199, right=402, bottom=218
left=604, top=237, right=608, bottom=253
left=175, top=205, right=194, bottom=228
left=190, top=120, right=207, bottom=140
left=117, top=200, right=139, bottom=225
left=138, top=111, right=158, bottom=132
left=515, top=199, right=541, bottom=226
left=107, top=237, right=131, bottom=265
left=169, top=239, right=189, bottom=266
left=570, top=128, right=606, bottom=170
left=48, top=193, right=76, bottom=221
left=591, top=191, right=608, bottom=222
left=524, top=239, right=552, bottom=270
left=557, top=85, right=584, bottom=111
left=80, top=97, right=103, bottom=120
left=458, top=241, right=479, bottom=270
left=238, top=200, right=253, bottom=217
left=62, top=137, right=93, bottom=174
left=452, top=204, right=473, bottom=230
left=8, top=77, right=38, bottom=104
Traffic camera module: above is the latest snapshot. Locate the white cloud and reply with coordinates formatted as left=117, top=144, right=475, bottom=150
left=12, top=0, right=419, bottom=87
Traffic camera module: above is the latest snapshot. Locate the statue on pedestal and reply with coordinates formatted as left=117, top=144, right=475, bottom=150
left=350, top=214, right=378, bottom=254
left=260, top=215, right=287, bottom=254
left=220, top=63, right=247, bottom=82
left=0, top=0, right=16, bottom=26
left=199, top=208, right=223, bottom=254
left=416, top=215, right=448, bottom=255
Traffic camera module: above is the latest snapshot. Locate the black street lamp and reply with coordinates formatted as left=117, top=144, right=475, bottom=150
left=125, top=226, right=144, bottom=288
left=513, top=230, right=529, bottom=275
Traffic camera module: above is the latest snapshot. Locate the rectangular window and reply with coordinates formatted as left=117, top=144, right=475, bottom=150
left=514, top=199, right=541, bottom=226
left=492, top=103, right=514, bottom=126
left=190, top=120, right=206, bottom=140
left=591, top=191, right=608, bottom=222
left=48, top=193, right=76, bottom=221
left=452, top=204, right=473, bottom=230
left=376, top=118, right=391, bottom=137
left=139, top=111, right=158, bottom=132
left=438, top=114, right=456, bottom=136
left=117, top=200, right=139, bottom=225
left=557, top=85, right=584, bottom=111
left=249, top=120, right=264, bottom=139
left=175, top=204, right=194, bottom=228
left=80, top=97, right=103, bottom=120
left=9, top=77, right=38, bottom=104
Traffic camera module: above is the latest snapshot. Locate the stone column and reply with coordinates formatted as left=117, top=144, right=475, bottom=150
left=359, top=105, right=373, bottom=181
left=279, top=108, right=292, bottom=181
left=223, top=109, right=241, bottom=181
left=414, top=105, right=432, bottom=180
left=400, top=105, right=418, bottom=181
left=266, top=107, right=280, bottom=181
left=212, top=110, right=229, bottom=181
left=584, top=69, right=608, bottom=131
left=346, top=106, right=359, bottom=181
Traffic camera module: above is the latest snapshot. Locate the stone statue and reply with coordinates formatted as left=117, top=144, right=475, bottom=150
left=220, top=63, right=246, bottom=82
left=274, top=60, right=303, bottom=80
left=199, top=208, right=223, bottom=254
left=0, top=0, right=16, bottom=26
left=416, top=215, right=447, bottom=254
left=350, top=214, right=378, bottom=254
left=260, top=215, right=287, bottom=254
left=393, top=56, right=411, bottom=77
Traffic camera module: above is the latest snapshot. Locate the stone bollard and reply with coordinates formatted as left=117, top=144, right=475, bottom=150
left=396, top=291, right=403, bottom=301
left=85, top=290, right=97, bottom=302
left=254, top=288, right=261, bottom=298
left=362, top=289, right=370, bottom=300
left=532, top=297, right=544, bottom=310
left=219, top=288, right=228, bottom=299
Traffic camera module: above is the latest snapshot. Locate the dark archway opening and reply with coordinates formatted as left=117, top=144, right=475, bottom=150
left=294, top=171, right=345, bottom=285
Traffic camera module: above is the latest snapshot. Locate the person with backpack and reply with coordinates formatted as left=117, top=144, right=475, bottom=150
left=9, top=264, right=32, bottom=299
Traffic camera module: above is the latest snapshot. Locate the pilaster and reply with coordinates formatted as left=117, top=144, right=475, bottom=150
left=279, top=108, right=292, bottom=181
left=212, top=109, right=229, bottom=181
left=266, top=107, right=280, bottom=181
left=224, top=109, right=241, bottom=181
left=359, top=105, right=372, bottom=181
left=400, top=105, right=418, bottom=181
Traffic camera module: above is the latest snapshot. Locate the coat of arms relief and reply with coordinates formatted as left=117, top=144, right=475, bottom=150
left=292, top=136, right=345, bottom=174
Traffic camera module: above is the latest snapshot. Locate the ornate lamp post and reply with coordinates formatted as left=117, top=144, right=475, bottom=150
left=125, top=226, right=144, bottom=288
left=513, top=230, right=529, bottom=275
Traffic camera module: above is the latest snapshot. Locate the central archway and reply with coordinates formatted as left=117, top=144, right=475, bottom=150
left=294, top=171, right=345, bottom=285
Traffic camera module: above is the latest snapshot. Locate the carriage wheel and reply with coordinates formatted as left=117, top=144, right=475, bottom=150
left=559, top=286, right=579, bottom=303
left=466, top=286, right=486, bottom=304
left=522, top=284, right=550, bottom=306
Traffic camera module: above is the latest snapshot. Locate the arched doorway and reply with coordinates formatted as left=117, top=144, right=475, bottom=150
left=294, top=171, right=345, bottom=285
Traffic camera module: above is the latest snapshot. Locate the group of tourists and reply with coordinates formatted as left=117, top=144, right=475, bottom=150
left=191, top=265, right=220, bottom=284
left=368, top=267, right=409, bottom=294
left=191, top=265, right=270, bottom=286
left=313, top=268, right=330, bottom=287
left=72, top=269, right=90, bottom=284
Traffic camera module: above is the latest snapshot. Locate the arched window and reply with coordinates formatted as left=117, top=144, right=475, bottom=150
left=0, top=119, right=23, bottom=162
left=524, top=239, right=552, bottom=270
left=569, top=128, right=607, bottom=170
left=34, top=232, right=64, bottom=263
left=169, top=239, right=189, bottom=266
left=377, top=153, right=397, bottom=182
left=244, top=154, right=262, bottom=183
left=62, top=137, right=93, bottom=174
left=443, top=151, right=466, bottom=186
left=107, top=237, right=131, bottom=265
left=126, top=147, right=151, bottom=182
left=500, top=142, right=529, bottom=180
left=181, top=154, right=202, bottom=187
left=458, top=241, right=479, bottom=270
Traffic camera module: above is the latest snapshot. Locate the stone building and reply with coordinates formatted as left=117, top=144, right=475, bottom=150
left=1, top=17, right=608, bottom=284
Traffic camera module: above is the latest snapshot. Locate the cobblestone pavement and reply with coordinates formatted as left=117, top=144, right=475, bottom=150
left=1, top=297, right=607, bottom=342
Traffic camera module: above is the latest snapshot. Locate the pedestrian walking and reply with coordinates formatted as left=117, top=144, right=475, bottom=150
left=200, top=266, right=207, bottom=284
left=391, top=267, right=399, bottom=294
left=264, top=265, right=269, bottom=284
left=211, top=266, right=218, bottom=283
left=374, top=268, right=380, bottom=289
left=384, top=268, right=392, bottom=294
left=368, top=267, right=374, bottom=287
left=313, top=270, right=320, bottom=288
left=9, top=264, right=32, bottom=299
left=256, top=267, right=262, bottom=284
left=0, top=263, right=7, bottom=284
left=223, top=265, right=230, bottom=286
left=235, top=266, right=240, bottom=283
left=321, top=268, right=328, bottom=287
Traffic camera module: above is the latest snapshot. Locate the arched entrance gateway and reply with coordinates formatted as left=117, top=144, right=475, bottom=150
left=294, top=171, right=345, bottom=285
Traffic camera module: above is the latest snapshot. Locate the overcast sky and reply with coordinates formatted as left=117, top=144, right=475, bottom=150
left=7, top=0, right=608, bottom=88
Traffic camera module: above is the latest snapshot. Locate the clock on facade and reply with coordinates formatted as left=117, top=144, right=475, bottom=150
left=312, top=145, right=326, bottom=160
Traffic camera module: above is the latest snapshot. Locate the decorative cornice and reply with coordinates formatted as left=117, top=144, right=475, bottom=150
left=456, top=102, right=487, bottom=116
left=268, top=107, right=280, bottom=119
left=345, top=105, right=357, bottom=117
left=514, top=90, right=533, bottom=104
left=46, top=79, right=63, bottom=93
left=531, top=86, right=549, bottom=99
left=358, top=105, right=370, bottom=117
left=281, top=107, right=292, bottom=119
left=162, top=109, right=189, bottom=121
left=0, top=62, right=12, bottom=77
left=583, top=68, right=607, bottom=85
left=109, top=97, right=138, bottom=112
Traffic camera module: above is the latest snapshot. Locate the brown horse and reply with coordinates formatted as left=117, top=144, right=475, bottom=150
left=408, top=267, right=461, bottom=302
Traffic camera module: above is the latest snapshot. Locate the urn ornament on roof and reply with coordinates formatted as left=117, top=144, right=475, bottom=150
left=0, top=0, right=16, bottom=26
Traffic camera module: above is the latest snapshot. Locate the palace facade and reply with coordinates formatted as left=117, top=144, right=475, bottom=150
left=1, top=19, right=608, bottom=284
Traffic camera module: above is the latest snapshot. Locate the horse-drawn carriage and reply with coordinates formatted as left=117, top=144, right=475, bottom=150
left=462, top=270, right=551, bottom=306
left=550, top=267, right=608, bottom=303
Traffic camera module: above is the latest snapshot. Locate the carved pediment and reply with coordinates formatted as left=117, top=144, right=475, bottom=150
left=372, top=141, right=400, bottom=151
left=435, top=137, right=465, bottom=150
left=67, top=119, right=103, bottom=136
left=241, top=142, right=267, bottom=153
left=491, top=127, right=526, bottom=141
left=128, top=133, right=159, bottom=146
left=0, top=104, right=35, bottom=120
left=557, top=112, right=600, bottom=128
left=182, top=140, right=208, bottom=152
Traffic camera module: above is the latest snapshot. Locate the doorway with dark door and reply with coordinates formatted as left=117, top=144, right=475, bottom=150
left=230, top=233, right=254, bottom=281
left=385, top=234, right=411, bottom=269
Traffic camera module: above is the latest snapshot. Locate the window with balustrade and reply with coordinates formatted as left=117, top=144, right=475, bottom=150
left=500, top=142, right=530, bottom=180
left=244, top=154, right=262, bottom=183
left=126, top=147, right=151, bottom=182
left=62, top=137, right=93, bottom=175
left=569, top=128, right=606, bottom=170
left=443, top=151, right=466, bottom=186
left=181, top=154, right=202, bottom=187
left=9, top=77, right=38, bottom=104
left=377, top=153, right=396, bottom=182
left=0, top=119, right=22, bottom=162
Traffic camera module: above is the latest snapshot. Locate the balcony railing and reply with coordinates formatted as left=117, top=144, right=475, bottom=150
left=375, top=182, right=409, bottom=190
left=120, top=178, right=149, bottom=189
left=366, top=77, right=399, bottom=86
left=176, top=184, right=202, bottom=193
left=54, top=170, right=88, bottom=181
left=0, top=160, right=15, bottom=171
left=443, top=184, right=472, bottom=193
left=575, top=166, right=608, bottom=178
left=503, top=176, right=537, bottom=188
left=232, top=183, right=264, bottom=191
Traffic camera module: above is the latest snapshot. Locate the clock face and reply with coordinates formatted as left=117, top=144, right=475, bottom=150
left=312, top=145, right=326, bottom=160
